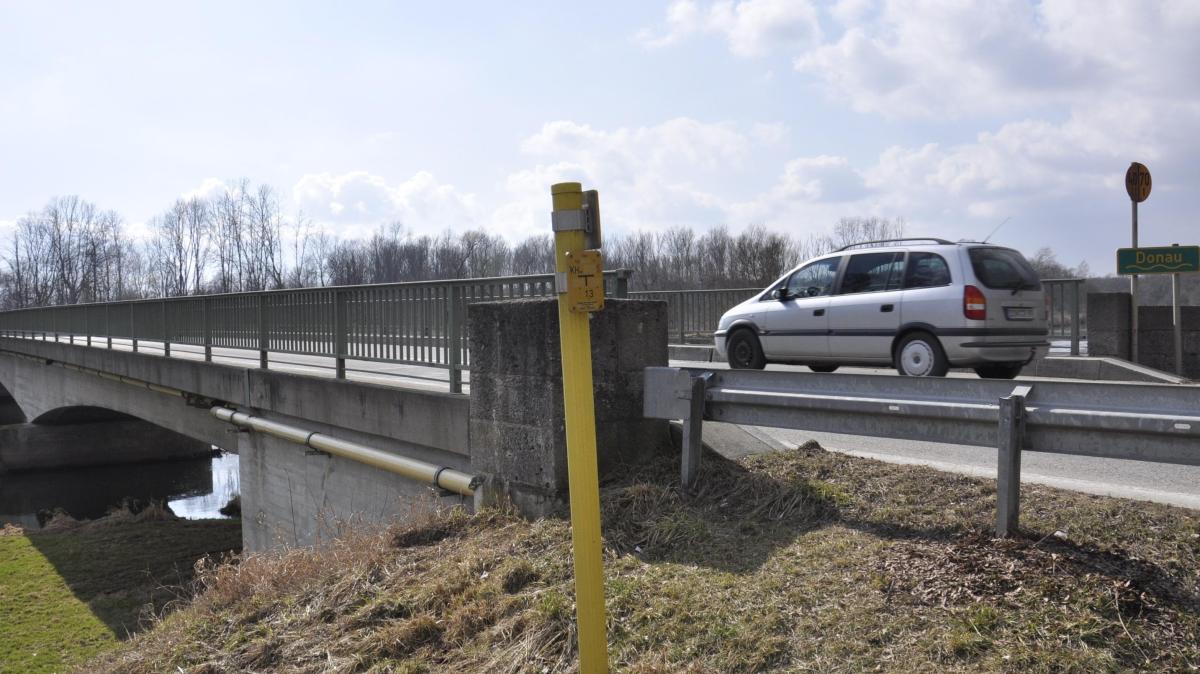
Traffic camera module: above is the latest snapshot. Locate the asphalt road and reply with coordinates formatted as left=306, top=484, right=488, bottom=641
left=20, top=335, right=1200, bottom=511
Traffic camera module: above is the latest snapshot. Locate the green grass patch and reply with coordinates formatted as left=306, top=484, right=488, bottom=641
left=0, top=508, right=239, bottom=674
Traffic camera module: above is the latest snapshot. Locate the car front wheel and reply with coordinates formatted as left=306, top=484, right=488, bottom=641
left=726, top=329, right=766, bottom=370
left=895, top=332, right=949, bottom=377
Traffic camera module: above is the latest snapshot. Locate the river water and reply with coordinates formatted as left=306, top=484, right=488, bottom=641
left=0, top=451, right=240, bottom=529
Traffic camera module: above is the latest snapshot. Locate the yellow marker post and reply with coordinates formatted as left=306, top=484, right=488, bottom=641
left=550, top=182, right=609, bottom=673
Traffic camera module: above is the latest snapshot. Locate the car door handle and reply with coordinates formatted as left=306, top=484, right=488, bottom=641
left=814, top=309, right=825, bottom=317
left=880, top=304, right=894, bottom=313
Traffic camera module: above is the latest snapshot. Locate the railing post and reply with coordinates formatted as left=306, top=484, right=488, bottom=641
left=130, top=304, right=138, bottom=353
left=162, top=299, right=171, bottom=357
left=83, top=307, right=89, bottom=346
left=995, top=385, right=1031, bottom=538
left=447, top=285, right=463, bottom=394
left=681, top=373, right=711, bottom=488
left=334, top=289, right=347, bottom=379
left=677, top=295, right=686, bottom=344
left=258, top=293, right=269, bottom=369
left=1070, top=281, right=1081, bottom=356
left=203, top=297, right=212, bottom=362
left=615, top=270, right=630, bottom=298
left=105, top=304, right=112, bottom=349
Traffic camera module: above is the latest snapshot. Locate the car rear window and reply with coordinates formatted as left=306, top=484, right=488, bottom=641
left=903, top=252, right=951, bottom=288
left=968, top=248, right=1041, bottom=290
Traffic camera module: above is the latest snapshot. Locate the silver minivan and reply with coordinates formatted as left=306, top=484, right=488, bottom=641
left=713, top=238, right=1049, bottom=378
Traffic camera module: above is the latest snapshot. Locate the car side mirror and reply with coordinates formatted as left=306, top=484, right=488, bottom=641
left=772, top=287, right=791, bottom=301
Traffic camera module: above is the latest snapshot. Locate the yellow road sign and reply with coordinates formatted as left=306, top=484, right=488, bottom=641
left=1125, top=162, right=1151, bottom=203
left=566, top=250, right=604, bottom=313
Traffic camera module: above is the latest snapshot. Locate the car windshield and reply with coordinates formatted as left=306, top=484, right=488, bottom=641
left=968, top=248, right=1041, bottom=290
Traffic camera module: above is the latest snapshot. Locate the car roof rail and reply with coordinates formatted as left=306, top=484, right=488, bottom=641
left=835, top=237, right=955, bottom=252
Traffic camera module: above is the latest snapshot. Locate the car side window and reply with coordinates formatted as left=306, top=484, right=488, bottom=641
left=903, top=252, right=952, bottom=288
left=784, top=257, right=841, bottom=298
left=837, top=252, right=904, bottom=295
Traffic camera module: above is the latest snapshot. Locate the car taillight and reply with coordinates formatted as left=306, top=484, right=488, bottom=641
left=964, top=285, right=987, bottom=320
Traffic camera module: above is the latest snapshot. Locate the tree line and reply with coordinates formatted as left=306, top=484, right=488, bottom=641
left=0, top=184, right=1087, bottom=310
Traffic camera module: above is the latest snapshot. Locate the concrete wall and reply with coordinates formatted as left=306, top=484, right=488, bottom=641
left=237, top=409, right=472, bottom=550
left=468, top=298, right=670, bottom=515
left=1087, top=291, right=1200, bottom=378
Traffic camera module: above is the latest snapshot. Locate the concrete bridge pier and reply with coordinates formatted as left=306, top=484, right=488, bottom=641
left=468, top=297, right=671, bottom=516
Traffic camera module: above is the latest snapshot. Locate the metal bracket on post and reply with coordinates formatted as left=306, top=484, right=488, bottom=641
left=202, top=297, right=212, bottom=363
left=995, top=384, right=1032, bottom=538
left=447, top=285, right=463, bottom=394
left=161, top=299, right=171, bottom=357
left=258, top=293, right=269, bottom=370
left=333, top=289, right=347, bottom=379
left=680, top=371, right=713, bottom=489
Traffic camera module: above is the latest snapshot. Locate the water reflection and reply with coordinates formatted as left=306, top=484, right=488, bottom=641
left=0, top=451, right=240, bottom=529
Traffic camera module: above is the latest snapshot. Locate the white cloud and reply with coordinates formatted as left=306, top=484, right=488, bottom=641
left=291, top=171, right=481, bottom=237
left=797, top=0, right=1200, bottom=119
left=181, top=177, right=231, bottom=201
left=492, top=117, right=775, bottom=238
left=638, top=0, right=822, bottom=56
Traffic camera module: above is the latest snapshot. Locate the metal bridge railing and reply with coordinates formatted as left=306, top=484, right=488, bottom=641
left=645, top=366, right=1199, bottom=537
left=1042, top=278, right=1086, bottom=356
left=0, top=270, right=633, bottom=394
left=629, top=288, right=761, bottom=344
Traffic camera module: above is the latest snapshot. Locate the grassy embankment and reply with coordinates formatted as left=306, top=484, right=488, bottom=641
left=0, top=505, right=240, bottom=674
left=87, top=443, right=1199, bottom=673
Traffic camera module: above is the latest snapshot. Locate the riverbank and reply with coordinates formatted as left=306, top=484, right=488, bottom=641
left=0, top=504, right=240, bottom=674
left=85, top=442, right=1199, bottom=673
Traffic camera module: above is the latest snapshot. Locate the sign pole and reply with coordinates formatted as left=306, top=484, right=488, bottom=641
left=1131, top=200, right=1139, bottom=363
left=1172, top=244, right=1183, bottom=376
left=1124, top=162, right=1152, bottom=364
left=549, top=182, right=610, bottom=674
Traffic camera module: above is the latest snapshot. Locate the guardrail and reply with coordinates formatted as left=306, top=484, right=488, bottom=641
left=0, top=270, right=632, bottom=394
left=1042, top=278, right=1085, bottom=355
left=644, top=366, right=1199, bottom=536
left=629, top=288, right=760, bottom=344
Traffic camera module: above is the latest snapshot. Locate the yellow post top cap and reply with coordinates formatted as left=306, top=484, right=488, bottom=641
left=551, top=182, right=583, bottom=195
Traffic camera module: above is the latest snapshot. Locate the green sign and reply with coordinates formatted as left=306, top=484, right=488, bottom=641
left=1116, top=246, right=1200, bottom=275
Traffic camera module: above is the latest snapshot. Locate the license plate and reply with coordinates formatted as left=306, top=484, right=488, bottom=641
left=1005, top=307, right=1034, bottom=320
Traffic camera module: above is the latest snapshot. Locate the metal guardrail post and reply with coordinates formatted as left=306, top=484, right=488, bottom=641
left=203, top=297, right=212, bottom=362
left=615, top=270, right=630, bottom=298
left=130, top=304, right=138, bottom=353
left=995, top=385, right=1030, bottom=537
left=83, top=308, right=88, bottom=346
left=161, top=299, right=171, bottom=357
left=334, top=289, right=347, bottom=379
left=677, top=296, right=685, bottom=344
left=105, top=304, right=112, bottom=349
left=447, top=285, right=463, bottom=394
left=1070, top=281, right=1081, bottom=356
left=681, top=372, right=711, bottom=488
left=258, top=293, right=269, bottom=369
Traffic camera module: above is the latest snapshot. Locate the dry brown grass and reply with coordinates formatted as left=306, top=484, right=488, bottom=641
left=82, top=442, right=1200, bottom=674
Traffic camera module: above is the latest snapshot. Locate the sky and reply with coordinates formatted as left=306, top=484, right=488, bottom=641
left=1, top=0, right=1197, bottom=273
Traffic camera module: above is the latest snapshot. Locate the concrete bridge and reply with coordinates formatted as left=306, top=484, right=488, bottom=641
left=0, top=285, right=667, bottom=551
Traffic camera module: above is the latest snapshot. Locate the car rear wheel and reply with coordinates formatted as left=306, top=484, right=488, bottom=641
left=726, top=329, right=766, bottom=370
left=895, top=332, right=949, bottom=377
left=808, top=365, right=839, bottom=373
left=974, top=363, right=1024, bottom=379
